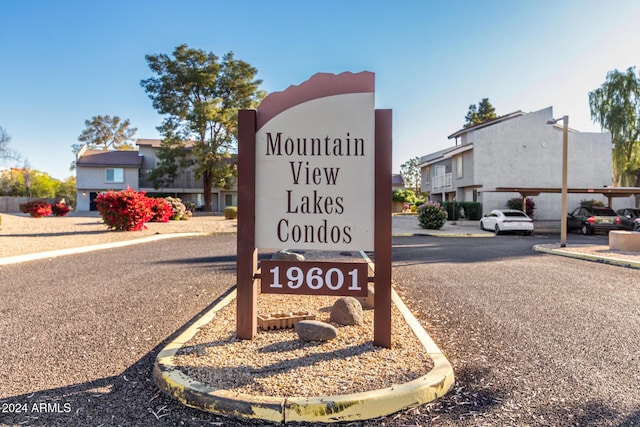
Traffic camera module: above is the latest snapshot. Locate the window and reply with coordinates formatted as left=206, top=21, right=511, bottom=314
left=454, top=155, right=463, bottom=178
left=225, top=194, right=234, bottom=207
left=423, top=166, right=430, bottom=184
left=106, top=168, right=124, bottom=183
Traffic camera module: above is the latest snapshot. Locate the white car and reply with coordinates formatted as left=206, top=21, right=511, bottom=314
left=480, top=209, right=534, bottom=235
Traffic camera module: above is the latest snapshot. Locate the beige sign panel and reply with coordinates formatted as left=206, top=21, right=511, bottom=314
left=255, top=74, right=375, bottom=251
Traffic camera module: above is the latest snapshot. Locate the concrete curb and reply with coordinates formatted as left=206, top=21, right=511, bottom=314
left=0, top=232, right=207, bottom=266
left=533, top=244, right=640, bottom=269
left=153, top=252, right=455, bottom=424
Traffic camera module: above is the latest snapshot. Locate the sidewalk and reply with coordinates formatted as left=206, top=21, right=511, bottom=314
left=392, top=215, right=493, bottom=237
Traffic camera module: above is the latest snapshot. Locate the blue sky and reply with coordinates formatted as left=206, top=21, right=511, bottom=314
left=2, top=0, right=640, bottom=180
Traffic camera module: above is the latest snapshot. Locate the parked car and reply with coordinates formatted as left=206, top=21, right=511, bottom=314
left=480, top=209, right=534, bottom=235
left=567, top=206, right=621, bottom=235
left=616, top=208, right=640, bottom=231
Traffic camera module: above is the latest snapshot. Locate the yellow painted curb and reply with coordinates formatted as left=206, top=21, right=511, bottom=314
left=153, top=288, right=287, bottom=423
left=153, top=253, right=455, bottom=423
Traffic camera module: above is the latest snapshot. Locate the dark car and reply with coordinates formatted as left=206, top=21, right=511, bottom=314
left=567, top=206, right=621, bottom=235
left=616, top=208, right=640, bottom=231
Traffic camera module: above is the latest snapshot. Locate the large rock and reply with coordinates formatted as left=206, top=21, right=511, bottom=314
left=356, top=285, right=375, bottom=310
left=330, top=297, right=363, bottom=326
left=295, top=320, right=338, bottom=342
left=271, top=250, right=305, bottom=261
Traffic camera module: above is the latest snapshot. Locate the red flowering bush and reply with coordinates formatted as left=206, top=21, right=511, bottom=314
left=148, top=197, right=173, bottom=223
left=95, top=187, right=154, bottom=231
left=20, top=200, right=52, bottom=218
left=51, top=202, right=71, bottom=217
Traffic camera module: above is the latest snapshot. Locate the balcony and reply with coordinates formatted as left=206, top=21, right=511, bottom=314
left=139, top=172, right=203, bottom=190
left=432, top=173, right=453, bottom=193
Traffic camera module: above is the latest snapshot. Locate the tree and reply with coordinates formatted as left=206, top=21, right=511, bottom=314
left=0, top=168, right=60, bottom=197
left=464, top=98, right=497, bottom=128
left=588, top=67, right=640, bottom=189
left=28, top=172, right=60, bottom=198
left=57, top=176, right=77, bottom=208
left=0, top=126, right=23, bottom=166
left=140, top=44, right=265, bottom=211
left=400, top=156, right=421, bottom=195
left=146, top=119, right=191, bottom=189
left=70, top=115, right=137, bottom=170
left=69, top=115, right=138, bottom=170
left=75, top=115, right=137, bottom=151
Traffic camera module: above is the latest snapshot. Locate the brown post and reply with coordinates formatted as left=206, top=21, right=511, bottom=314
left=237, top=109, right=258, bottom=339
left=374, top=109, right=392, bottom=348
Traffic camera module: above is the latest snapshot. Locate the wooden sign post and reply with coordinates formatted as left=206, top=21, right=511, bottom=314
left=237, top=72, right=392, bottom=347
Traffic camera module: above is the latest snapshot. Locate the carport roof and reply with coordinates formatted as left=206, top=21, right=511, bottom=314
left=479, top=187, right=640, bottom=206
left=479, top=187, right=640, bottom=197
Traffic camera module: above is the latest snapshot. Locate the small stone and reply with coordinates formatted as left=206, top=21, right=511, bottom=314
left=330, top=297, right=363, bottom=326
left=295, top=320, right=338, bottom=341
left=271, top=250, right=305, bottom=261
left=356, top=285, right=375, bottom=310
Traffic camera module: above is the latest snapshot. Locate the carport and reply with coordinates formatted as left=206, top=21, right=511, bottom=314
left=479, top=186, right=640, bottom=246
left=478, top=187, right=640, bottom=209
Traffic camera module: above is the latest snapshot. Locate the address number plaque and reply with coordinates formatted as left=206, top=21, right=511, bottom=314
left=260, top=260, right=368, bottom=297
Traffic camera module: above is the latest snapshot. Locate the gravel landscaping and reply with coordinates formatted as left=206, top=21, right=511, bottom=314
left=172, top=286, right=434, bottom=398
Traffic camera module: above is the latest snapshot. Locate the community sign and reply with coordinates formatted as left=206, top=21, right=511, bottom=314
left=254, top=72, right=375, bottom=251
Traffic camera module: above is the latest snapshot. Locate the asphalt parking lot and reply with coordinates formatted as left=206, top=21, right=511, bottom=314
left=1, top=232, right=639, bottom=426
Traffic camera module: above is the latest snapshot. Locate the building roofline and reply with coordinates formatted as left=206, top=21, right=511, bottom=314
left=419, top=143, right=474, bottom=167
left=447, top=110, right=525, bottom=139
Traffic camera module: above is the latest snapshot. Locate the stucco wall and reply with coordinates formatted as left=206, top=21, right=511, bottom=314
left=76, top=166, right=140, bottom=191
left=138, top=146, right=158, bottom=171
left=420, top=167, right=430, bottom=193
left=76, top=166, right=140, bottom=211
left=470, top=107, right=612, bottom=219
left=455, top=149, right=474, bottom=189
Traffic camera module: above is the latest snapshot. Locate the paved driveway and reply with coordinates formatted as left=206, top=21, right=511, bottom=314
left=391, top=235, right=640, bottom=426
left=1, top=233, right=639, bottom=426
left=0, top=234, right=244, bottom=426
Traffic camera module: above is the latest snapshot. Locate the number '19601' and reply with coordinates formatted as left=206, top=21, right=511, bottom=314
left=260, top=260, right=368, bottom=297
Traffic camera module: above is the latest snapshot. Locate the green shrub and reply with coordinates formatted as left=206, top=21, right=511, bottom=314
left=507, top=197, right=535, bottom=217
left=224, top=206, right=238, bottom=219
left=442, top=201, right=462, bottom=221
left=392, top=189, right=417, bottom=204
left=183, top=201, right=196, bottom=213
left=580, top=199, right=604, bottom=207
left=417, top=201, right=447, bottom=229
left=422, top=200, right=483, bottom=221
left=461, top=202, right=482, bottom=220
